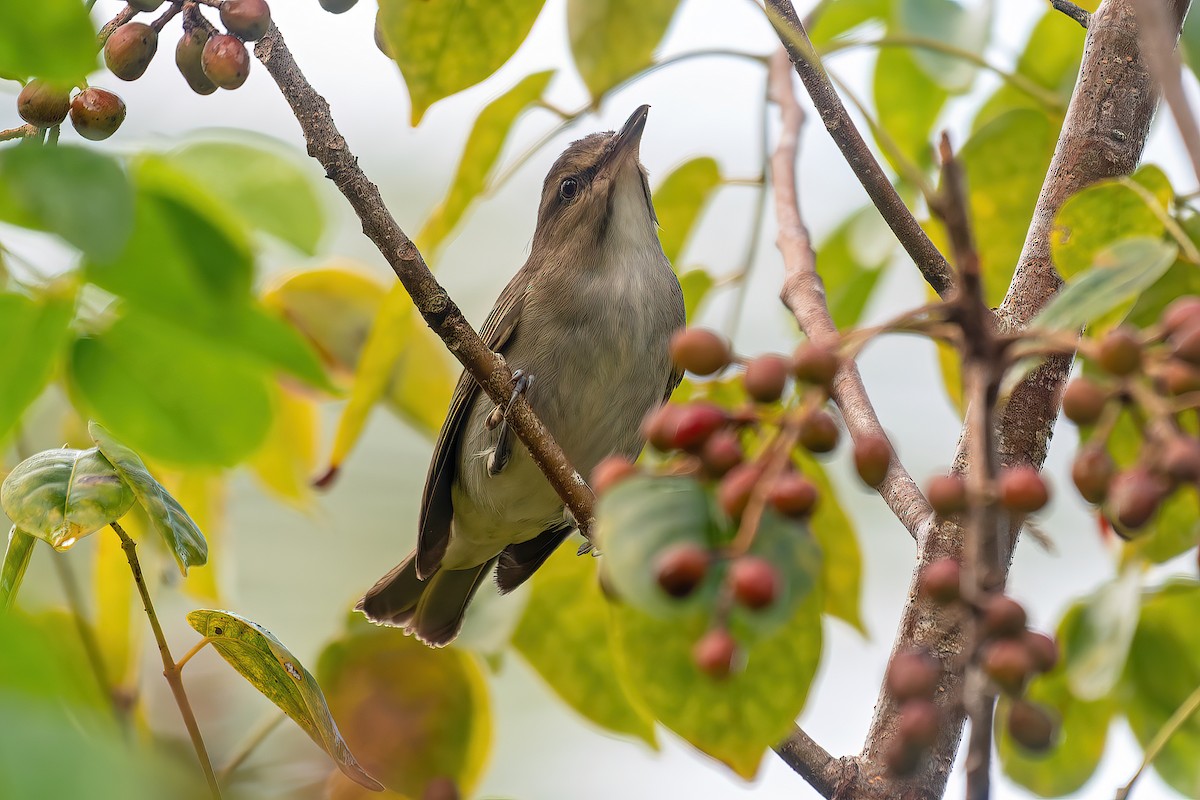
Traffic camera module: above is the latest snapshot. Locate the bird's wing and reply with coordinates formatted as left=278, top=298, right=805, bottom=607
left=415, top=273, right=528, bottom=579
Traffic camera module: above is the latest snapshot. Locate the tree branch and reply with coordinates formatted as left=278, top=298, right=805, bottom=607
left=1051, top=0, right=1093, bottom=27
left=773, top=725, right=853, bottom=799
left=251, top=26, right=596, bottom=535
left=762, top=0, right=956, bottom=299
left=767, top=48, right=935, bottom=542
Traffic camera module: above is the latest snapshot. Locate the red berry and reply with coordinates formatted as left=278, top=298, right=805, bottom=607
left=700, top=430, right=743, bottom=477
left=1007, top=700, right=1057, bottom=752
left=792, top=342, right=839, bottom=389
left=693, top=629, right=738, bottom=680
left=729, top=557, right=780, bottom=610
left=220, top=0, right=272, bottom=41
left=69, top=88, right=126, bottom=141
left=1097, top=327, right=1143, bottom=375
left=1061, top=378, right=1108, bottom=425
left=798, top=410, right=840, bottom=453
left=1161, top=436, right=1200, bottom=484
left=981, top=595, right=1028, bottom=639
left=854, top=433, right=892, bottom=487
left=983, top=639, right=1034, bottom=694
left=1023, top=631, right=1059, bottom=674
left=17, top=79, right=70, bottom=127
left=1163, top=296, right=1200, bottom=336
left=1072, top=445, right=1114, bottom=504
left=1162, top=359, right=1200, bottom=395
left=767, top=473, right=819, bottom=518
left=177, top=27, right=218, bottom=95
left=927, top=474, right=967, bottom=515
left=920, top=558, right=962, bottom=605
left=202, top=34, right=251, bottom=90
left=642, top=404, right=683, bottom=452
left=897, top=700, right=940, bottom=749
left=744, top=354, right=790, bottom=403
left=669, top=328, right=732, bottom=376
left=590, top=455, right=638, bottom=496
left=1109, top=467, right=1168, bottom=531
left=887, top=651, right=940, bottom=702
left=655, top=544, right=710, bottom=599
left=718, top=463, right=762, bottom=520
left=671, top=403, right=728, bottom=452
left=104, top=21, right=158, bottom=81
left=1171, top=323, right=1200, bottom=367
left=999, top=466, right=1050, bottom=513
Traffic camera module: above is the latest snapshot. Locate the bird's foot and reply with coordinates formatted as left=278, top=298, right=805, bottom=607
left=486, top=371, right=535, bottom=476
left=485, top=369, right=535, bottom=431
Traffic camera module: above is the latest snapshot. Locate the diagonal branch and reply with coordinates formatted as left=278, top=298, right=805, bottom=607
left=251, top=27, right=596, bottom=534
left=762, top=0, right=956, bottom=299
left=768, top=49, right=935, bottom=542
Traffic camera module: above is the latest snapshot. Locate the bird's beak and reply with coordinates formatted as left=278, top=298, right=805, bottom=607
left=597, top=104, right=650, bottom=177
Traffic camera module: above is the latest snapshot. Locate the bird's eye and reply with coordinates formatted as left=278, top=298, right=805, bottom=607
left=559, top=177, right=579, bottom=201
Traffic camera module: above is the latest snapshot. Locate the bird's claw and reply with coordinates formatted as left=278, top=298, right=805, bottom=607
left=484, top=369, right=535, bottom=431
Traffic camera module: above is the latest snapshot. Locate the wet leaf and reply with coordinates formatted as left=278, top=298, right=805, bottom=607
left=417, top=71, right=555, bottom=255
left=317, top=619, right=491, bottom=798
left=187, top=609, right=383, bottom=791
left=567, top=0, right=681, bottom=100
left=0, top=286, right=75, bottom=444
left=0, top=448, right=134, bottom=550
left=513, top=545, right=657, bottom=746
left=654, top=157, right=721, bottom=266
left=88, top=422, right=208, bottom=575
left=378, top=0, right=547, bottom=125
left=1, top=528, right=36, bottom=611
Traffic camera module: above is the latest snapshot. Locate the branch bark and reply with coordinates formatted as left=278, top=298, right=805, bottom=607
left=763, top=0, right=956, bottom=299
left=251, top=26, right=596, bottom=534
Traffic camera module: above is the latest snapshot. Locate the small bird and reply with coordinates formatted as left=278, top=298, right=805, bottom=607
left=357, top=105, right=686, bottom=646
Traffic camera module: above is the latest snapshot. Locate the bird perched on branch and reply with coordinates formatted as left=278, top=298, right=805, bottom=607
left=358, top=105, right=686, bottom=646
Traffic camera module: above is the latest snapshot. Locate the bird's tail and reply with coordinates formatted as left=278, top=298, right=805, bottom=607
left=356, top=553, right=497, bottom=647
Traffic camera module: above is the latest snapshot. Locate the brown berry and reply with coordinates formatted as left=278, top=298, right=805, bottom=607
left=69, top=88, right=126, bottom=141
left=1162, top=436, right=1200, bottom=484
left=920, top=558, right=962, bottom=605
left=655, top=544, right=710, bottom=599
left=642, top=404, right=683, bottom=452
left=104, top=22, right=158, bottom=81
left=202, top=34, right=251, bottom=90
left=1162, top=359, right=1200, bottom=395
left=1007, top=700, right=1057, bottom=752
left=981, top=594, right=1028, bottom=639
left=927, top=474, right=967, bottom=516
left=1171, top=324, right=1200, bottom=367
left=887, top=651, right=940, bottom=702
left=176, top=27, right=217, bottom=95
left=1097, top=327, right=1143, bottom=376
left=220, top=0, right=272, bottom=41
left=128, top=0, right=164, bottom=9
left=767, top=473, right=819, bottom=518
left=590, top=455, right=638, bottom=496
left=421, top=778, right=459, bottom=800
left=669, top=328, right=732, bottom=376
left=718, top=463, right=762, bottom=520
left=1163, top=296, right=1200, bottom=336
left=854, top=433, right=892, bottom=487
left=983, top=639, right=1034, bottom=694
left=700, top=430, right=743, bottom=477
left=729, top=556, right=780, bottom=610
left=693, top=629, right=738, bottom=680
left=792, top=342, right=840, bottom=389
left=885, top=738, right=922, bottom=776
left=744, top=354, right=790, bottom=403
left=671, top=403, right=728, bottom=452
left=897, top=700, right=940, bottom=749
left=1061, top=378, right=1108, bottom=426
left=1023, top=631, right=1059, bottom=674
left=999, top=466, right=1050, bottom=513
left=1071, top=445, right=1114, bottom=505
left=320, top=0, right=359, bottom=11
left=1109, top=467, right=1168, bottom=530
left=16, top=80, right=70, bottom=127
left=798, top=410, right=840, bottom=453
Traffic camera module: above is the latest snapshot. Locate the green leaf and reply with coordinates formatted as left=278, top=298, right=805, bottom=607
left=0, top=448, right=134, bottom=550
left=88, top=422, right=207, bottom=575
left=653, top=157, right=722, bottom=267
left=378, top=0, right=547, bottom=125
left=996, top=605, right=1115, bottom=797
left=164, top=140, right=326, bottom=255
left=797, top=453, right=864, bottom=632
left=0, top=0, right=96, bottom=83
left=187, top=610, right=383, bottom=791
left=417, top=70, right=555, bottom=255
left=896, top=0, right=991, bottom=93
left=317, top=619, right=491, bottom=798
left=567, top=0, right=681, bottom=100
left=1, top=528, right=36, bottom=612
left=873, top=45, right=946, bottom=170
left=1033, top=238, right=1178, bottom=333
left=0, top=286, right=75, bottom=444
left=679, top=269, right=715, bottom=322
left=68, top=312, right=273, bottom=468
left=1123, top=581, right=1200, bottom=797
left=809, top=0, right=887, bottom=46
left=958, top=109, right=1058, bottom=305
left=817, top=207, right=893, bottom=329
left=0, top=145, right=134, bottom=261
left=513, top=545, right=657, bottom=747
left=1064, top=565, right=1142, bottom=702
left=1052, top=166, right=1173, bottom=280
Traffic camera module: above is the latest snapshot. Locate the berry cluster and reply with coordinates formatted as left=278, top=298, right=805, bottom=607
left=1060, top=296, right=1200, bottom=534
left=14, top=0, right=273, bottom=142
left=924, top=464, right=1051, bottom=518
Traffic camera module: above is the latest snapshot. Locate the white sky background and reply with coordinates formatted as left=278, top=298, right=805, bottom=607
left=7, top=0, right=1199, bottom=797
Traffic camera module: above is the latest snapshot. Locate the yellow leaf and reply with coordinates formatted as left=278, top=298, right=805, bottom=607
left=250, top=382, right=320, bottom=506
left=159, top=471, right=225, bottom=603
left=95, top=509, right=143, bottom=686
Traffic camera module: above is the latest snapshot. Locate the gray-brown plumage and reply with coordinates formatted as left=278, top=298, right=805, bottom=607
left=357, top=106, right=685, bottom=646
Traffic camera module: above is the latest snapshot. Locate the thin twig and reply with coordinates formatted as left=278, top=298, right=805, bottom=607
left=772, top=726, right=848, bottom=799
left=111, top=522, right=221, bottom=800
left=217, top=712, right=288, bottom=785
left=98, top=5, right=138, bottom=44
left=763, top=0, right=956, bottom=298
left=252, top=26, right=596, bottom=535
left=1051, top=0, right=1093, bottom=27
left=1116, top=681, right=1200, bottom=799
left=0, top=124, right=38, bottom=142
left=767, top=48, right=935, bottom=542
left=150, top=2, right=182, bottom=32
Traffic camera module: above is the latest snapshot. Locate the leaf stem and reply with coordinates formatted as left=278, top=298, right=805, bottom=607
left=175, top=636, right=212, bottom=671
left=1116, top=681, right=1200, bottom=800
left=111, top=522, right=222, bottom=800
